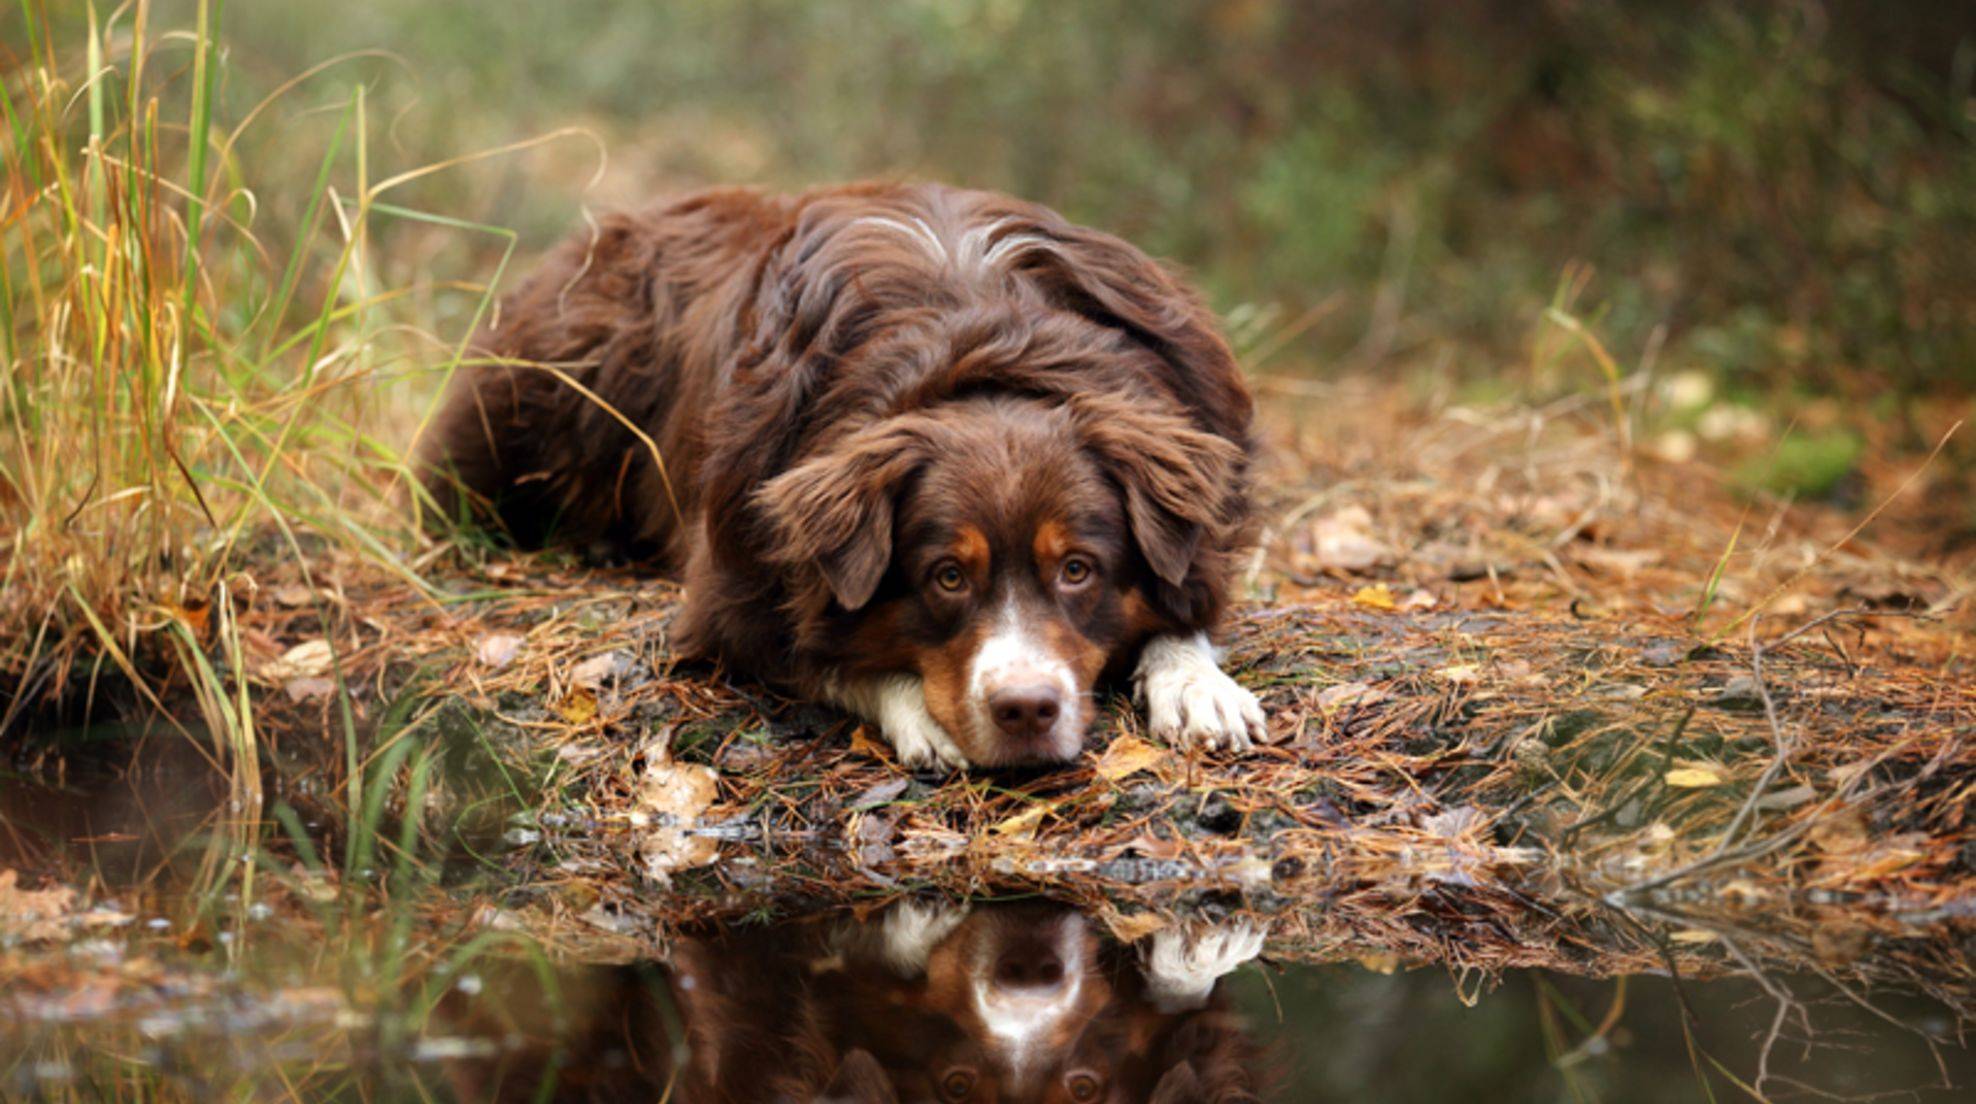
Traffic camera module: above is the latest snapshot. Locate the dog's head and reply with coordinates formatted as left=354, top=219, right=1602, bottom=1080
left=757, top=393, right=1241, bottom=766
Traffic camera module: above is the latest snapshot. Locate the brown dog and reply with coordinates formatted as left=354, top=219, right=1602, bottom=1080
left=421, top=182, right=1263, bottom=768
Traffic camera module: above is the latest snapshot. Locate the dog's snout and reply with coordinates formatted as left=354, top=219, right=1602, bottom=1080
left=988, top=683, right=1062, bottom=738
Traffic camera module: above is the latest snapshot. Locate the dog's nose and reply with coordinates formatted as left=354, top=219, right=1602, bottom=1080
left=994, top=950, right=1066, bottom=990
left=989, top=684, right=1062, bottom=738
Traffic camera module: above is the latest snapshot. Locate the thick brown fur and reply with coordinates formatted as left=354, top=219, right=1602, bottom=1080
left=421, top=182, right=1256, bottom=738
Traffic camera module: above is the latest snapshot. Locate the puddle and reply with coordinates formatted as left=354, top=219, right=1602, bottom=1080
left=2, top=730, right=1971, bottom=1101
left=5, top=895, right=1971, bottom=1101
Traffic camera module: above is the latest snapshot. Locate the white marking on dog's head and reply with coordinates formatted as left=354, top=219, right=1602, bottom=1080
left=957, top=218, right=1047, bottom=272
left=966, top=594, right=1079, bottom=750
left=852, top=214, right=1047, bottom=278
left=849, top=214, right=948, bottom=264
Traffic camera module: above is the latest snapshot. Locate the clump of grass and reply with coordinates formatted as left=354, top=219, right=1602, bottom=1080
left=0, top=2, right=475, bottom=740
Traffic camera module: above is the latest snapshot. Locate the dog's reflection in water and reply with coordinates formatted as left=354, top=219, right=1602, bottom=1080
left=444, top=902, right=1269, bottom=1103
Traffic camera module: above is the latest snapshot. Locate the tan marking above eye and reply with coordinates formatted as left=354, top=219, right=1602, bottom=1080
left=953, top=525, right=990, bottom=574
left=1032, top=518, right=1074, bottom=569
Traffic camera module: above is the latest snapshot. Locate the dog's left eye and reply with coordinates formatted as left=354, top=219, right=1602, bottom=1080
left=1059, top=556, right=1095, bottom=586
left=933, top=562, right=968, bottom=592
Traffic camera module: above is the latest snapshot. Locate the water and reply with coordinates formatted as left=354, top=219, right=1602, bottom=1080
left=2, top=735, right=1969, bottom=1102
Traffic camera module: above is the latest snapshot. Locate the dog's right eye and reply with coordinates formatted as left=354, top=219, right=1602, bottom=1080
left=939, top=1069, right=976, bottom=1100
left=932, top=562, right=968, bottom=593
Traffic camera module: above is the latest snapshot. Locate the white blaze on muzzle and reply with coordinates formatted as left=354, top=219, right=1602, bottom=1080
left=967, top=593, right=1079, bottom=746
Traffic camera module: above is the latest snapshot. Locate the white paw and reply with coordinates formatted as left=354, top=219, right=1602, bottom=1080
left=878, top=900, right=969, bottom=976
left=1134, top=633, right=1266, bottom=752
left=881, top=699, right=968, bottom=771
left=827, top=674, right=969, bottom=771
left=1142, top=920, right=1267, bottom=1012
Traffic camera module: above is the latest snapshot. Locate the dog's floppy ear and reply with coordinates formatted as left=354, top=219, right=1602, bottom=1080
left=994, top=215, right=1253, bottom=443
left=1076, top=400, right=1243, bottom=588
left=755, top=417, right=936, bottom=610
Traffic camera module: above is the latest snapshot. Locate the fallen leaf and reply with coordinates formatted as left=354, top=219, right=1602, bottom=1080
left=283, top=676, right=336, bottom=703
left=1663, top=766, right=1724, bottom=788
left=848, top=776, right=910, bottom=809
left=1351, top=584, right=1398, bottom=611
left=1572, top=546, right=1662, bottom=576
left=557, top=688, right=598, bottom=725
left=1096, top=735, right=1167, bottom=781
left=557, top=741, right=607, bottom=764
left=570, top=651, right=627, bottom=688
left=271, top=584, right=317, bottom=607
left=1670, top=929, right=1719, bottom=944
left=262, top=639, right=334, bottom=680
left=1306, top=506, right=1393, bottom=573
left=635, top=759, right=719, bottom=821
left=992, top=802, right=1056, bottom=840
left=1315, top=681, right=1388, bottom=711
left=475, top=633, right=523, bottom=669
left=1399, top=589, right=1439, bottom=612
left=631, top=758, right=721, bottom=884
left=848, top=725, right=892, bottom=761
left=1436, top=664, right=1482, bottom=685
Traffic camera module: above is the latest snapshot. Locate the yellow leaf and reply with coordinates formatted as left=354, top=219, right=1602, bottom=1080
left=557, top=688, right=598, bottom=725
left=992, top=802, right=1055, bottom=840
left=1436, top=664, right=1482, bottom=685
left=1351, top=583, right=1397, bottom=611
left=1670, top=929, right=1718, bottom=944
left=1663, top=766, right=1723, bottom=788
left=1095, top=735, right=1167, bottom=781
left=848, top=725, right=891, bottom=760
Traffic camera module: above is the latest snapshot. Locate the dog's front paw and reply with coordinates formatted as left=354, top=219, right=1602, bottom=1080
left=1134, top=633, right=1266, bottom=752
left=1141, top=920, right=1267, bottom=1012
left=884, top=708, right=968, bottom=772
left=829, top=673, right=969, bottom=771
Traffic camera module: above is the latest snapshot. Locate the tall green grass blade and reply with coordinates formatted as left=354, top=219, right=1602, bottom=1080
left=252, top=93, right=355, bottom=359
left=179, top=0, right=223, bottom=310
left=1693, top=519, right=1743, bottom=627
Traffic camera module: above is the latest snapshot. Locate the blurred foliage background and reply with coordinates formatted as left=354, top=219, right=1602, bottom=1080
left=3, top=0, right=1972, bottom=686
left=153, top=0, right=1976, bottom=404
